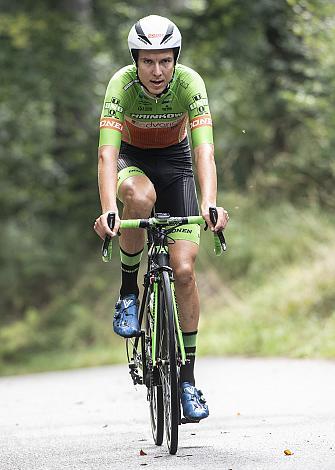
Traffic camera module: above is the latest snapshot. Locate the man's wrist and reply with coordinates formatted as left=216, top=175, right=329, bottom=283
left=102, top=207, right=118, bottom=214
left=201, top=201, right=217, bottom=211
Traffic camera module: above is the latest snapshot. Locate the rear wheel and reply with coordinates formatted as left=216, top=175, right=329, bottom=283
left=159, top=270, right=179, bottom=455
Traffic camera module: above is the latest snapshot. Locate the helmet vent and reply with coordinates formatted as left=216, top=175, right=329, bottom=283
left=135, top=21, right=152, bottom=45
left=160, top=24, right=174, bottom=45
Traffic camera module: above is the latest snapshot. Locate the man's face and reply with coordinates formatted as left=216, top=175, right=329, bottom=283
left=137, top=49, right=174, bottom=96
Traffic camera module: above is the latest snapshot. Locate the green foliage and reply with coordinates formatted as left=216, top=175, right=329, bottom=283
left=1, top=0, right=335, bottom=373
left=1, top=194, right=335, bottom=374
left=198, top=195, right=335, bottom=358
left=181, top=0, right=335, bottom=200
left=198, top=192, right=335, bottom=287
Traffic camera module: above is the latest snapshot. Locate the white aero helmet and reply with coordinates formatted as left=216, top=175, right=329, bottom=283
left=128, top=15, right=182, bottom=64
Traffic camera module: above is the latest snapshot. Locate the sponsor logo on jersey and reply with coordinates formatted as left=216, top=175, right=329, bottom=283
left=137, top=107, right=153, bottom=111
left=177, top=78, right=190, bottom=89
left=104, top=98, right=124, bottom=114
left=189, top=94, right=209, bottom=115
left=129, top=120, right=182, bottom=129
left=189, top=98, right=208, bottom=111
left=148, top=33, right=164, bottom=38
left=130, top=113, right=183, bottom=119
left=138, top=99, right=151, bottom=106
left=100, top=117, right=123, bottom=132
left=190, top=114, right=212, bottom=130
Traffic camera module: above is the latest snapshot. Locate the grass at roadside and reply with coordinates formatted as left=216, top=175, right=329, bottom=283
left=199, top=241, right=335, bottom=358
left=198, top=193, right=335, bottom=357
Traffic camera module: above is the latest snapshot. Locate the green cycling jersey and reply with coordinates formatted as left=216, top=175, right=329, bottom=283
left=99, top=63, right=213, bottom=150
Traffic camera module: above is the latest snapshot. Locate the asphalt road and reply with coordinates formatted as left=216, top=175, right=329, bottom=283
left=0, top=357, right=334, bottom=470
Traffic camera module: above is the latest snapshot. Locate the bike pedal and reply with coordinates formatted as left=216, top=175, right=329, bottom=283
left=180, top=417, right=200, bottom=424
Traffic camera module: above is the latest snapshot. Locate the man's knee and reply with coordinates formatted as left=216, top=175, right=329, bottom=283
left=121, top=178, right=156, bottom=214
left=174, top=262, right=196, bottom=287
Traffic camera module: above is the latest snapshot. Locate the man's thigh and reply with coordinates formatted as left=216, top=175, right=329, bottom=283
left=117, top=142, right=199, bottom=218
left=117, top=171, right=156, bottom=207
left=169, top=239, right=199, bottom=271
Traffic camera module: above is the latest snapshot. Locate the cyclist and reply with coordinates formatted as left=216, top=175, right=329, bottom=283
left=94, top=15, right=229, bottom=422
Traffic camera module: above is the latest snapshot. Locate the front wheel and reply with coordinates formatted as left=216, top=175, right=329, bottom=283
left=159, top=270, right=180, bottom=455
left=146, top=284, right=164, bottom=446
left=149, top=368, right=164, bottom=445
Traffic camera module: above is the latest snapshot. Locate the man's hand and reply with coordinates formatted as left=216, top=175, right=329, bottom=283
left=94, top=211, right=120, bottom=240
left=201, top=205, right=229, bottom=232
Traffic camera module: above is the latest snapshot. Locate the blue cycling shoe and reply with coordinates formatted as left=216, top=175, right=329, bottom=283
left=181, top=382, right=209, bottom=421
left=113, top=294, right=140, bottom=338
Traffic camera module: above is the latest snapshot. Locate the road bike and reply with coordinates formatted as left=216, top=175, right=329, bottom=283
left=102, top=208, right=226, bottom=454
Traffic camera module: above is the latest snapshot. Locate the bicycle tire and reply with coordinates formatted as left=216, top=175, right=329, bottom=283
left=146, top=284, right=164, bottom=446
left=149, top=372, right=164, bottom=445
left=159, top=270, right=179, bottom=455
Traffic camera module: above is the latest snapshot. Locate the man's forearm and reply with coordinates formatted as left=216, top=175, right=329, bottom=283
left=194, top=143, right=217, bottom=211
left=98, top=145, right=119, bottom=213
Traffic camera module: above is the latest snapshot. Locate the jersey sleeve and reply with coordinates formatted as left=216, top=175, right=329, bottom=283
left=98, top=69, right=128, bottom=149
left=179, top=68, right=214, bottom=147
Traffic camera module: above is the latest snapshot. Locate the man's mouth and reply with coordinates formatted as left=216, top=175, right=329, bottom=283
left=150, top=80, right=164, bottom=86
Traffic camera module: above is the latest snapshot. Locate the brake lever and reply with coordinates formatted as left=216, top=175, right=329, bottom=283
left=102, top=212, right=115, bottom=262
left=209, top=206, right=227, bottom=252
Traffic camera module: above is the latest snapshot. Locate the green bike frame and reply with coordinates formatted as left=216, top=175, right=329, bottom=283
left=150, top=270, right=186, bottom=368
left=102, top=212, right=226, bottom=383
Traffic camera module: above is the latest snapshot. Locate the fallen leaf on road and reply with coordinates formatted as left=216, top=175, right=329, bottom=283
left=284, top=449, right=294, bottom=455
left=140, top=449, right=147, bottom=456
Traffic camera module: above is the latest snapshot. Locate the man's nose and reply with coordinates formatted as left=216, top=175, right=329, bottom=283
left=153, top=62, right=162, bottom=76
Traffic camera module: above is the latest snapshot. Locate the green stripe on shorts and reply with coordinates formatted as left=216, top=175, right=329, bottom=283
left=169, top=224, right=200, bottom=245
left=117, top=166, right=145, bottom=194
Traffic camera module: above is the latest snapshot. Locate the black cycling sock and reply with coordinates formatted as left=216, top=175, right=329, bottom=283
left=180, top=330, right=197, bottom=386
left=119, top=247, right=143, bottom=298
